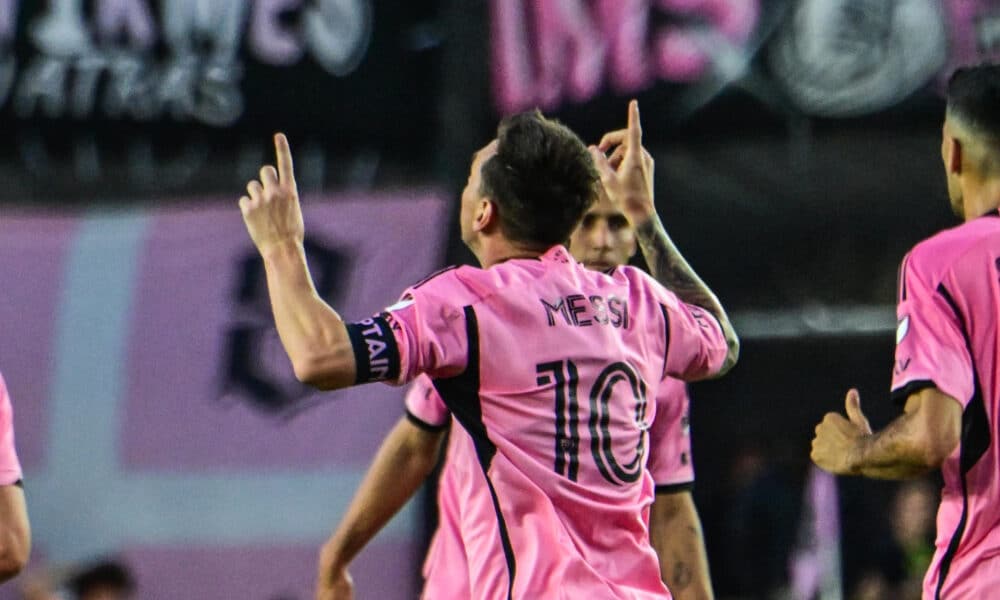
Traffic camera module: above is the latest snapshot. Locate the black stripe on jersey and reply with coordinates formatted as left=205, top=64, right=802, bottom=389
left=432, top=306, right=517, bottom=600
left=659, top=304, right=671, bottom=377
left=937, top=284, right=967, bottom=333
left=933, top=283, right=991, bottom=599
left=655, top=482, right=694, bottom=495
left=897, top=255, right=910, bottom=302
left=890, top=379, right=936, bottom=406
left=405, top=410, right=448, bottom=433
left=411, top=265, right=459, bottom=290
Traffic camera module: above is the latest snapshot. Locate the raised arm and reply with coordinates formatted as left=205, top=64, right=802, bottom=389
left=649, top=490, right=714, bottom=600
left=316, top=417, right=445, bottom=600
left=591, top=102, right=739, bottom=375
left=239, top=134, right=356, bottom=390
left=811, top=387, right=961, bottom=479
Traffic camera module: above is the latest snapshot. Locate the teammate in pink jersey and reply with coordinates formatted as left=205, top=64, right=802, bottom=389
left=811, top=63, right=1000, bottom=600
left=239, top=101, right=738, bottom=599
left=318, top=185, right=715, bottom=600
left=0, top=372, right=31, bottom=581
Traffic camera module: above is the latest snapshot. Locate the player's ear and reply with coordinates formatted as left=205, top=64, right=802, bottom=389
left=947, top=136, right=963, bottom=176
left=473, top=198, right=498, bottom=234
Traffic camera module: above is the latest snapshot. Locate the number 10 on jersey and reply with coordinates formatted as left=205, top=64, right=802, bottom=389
left=536, top=360, right=650, bottom=486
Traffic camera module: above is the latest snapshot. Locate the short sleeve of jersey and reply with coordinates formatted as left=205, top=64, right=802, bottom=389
left=656, top=288, right=728, bottom=381
left=646, top=378, right=694, bottom=489
left=404, top=375, right=450, bottom=431
left=891, top=253, right=975, bottom=407
left=0, top=374, right=22, bottom=486
left=344, top=271, right=471, bottom=386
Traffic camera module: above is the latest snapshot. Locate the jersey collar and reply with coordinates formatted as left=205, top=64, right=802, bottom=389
left=540, top=245, right=574, bottom=265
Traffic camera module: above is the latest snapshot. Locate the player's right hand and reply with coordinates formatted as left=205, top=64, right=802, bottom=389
left=590, top=100, right=657, bottom=227
left=239, top=133, right=306, bottom=257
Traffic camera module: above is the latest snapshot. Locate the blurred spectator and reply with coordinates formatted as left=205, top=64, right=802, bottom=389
left=20, top=559, right=134, bottom=600
left=848, top=479, right=936, bottom=600
left=710, top=442, right=806, bottom=599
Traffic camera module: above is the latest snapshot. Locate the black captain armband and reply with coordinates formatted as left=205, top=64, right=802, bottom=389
left=346, top=315, right=402, bottom=384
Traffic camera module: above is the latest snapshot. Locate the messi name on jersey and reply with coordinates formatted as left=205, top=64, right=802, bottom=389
left=541, top=294, right=629, bottom=328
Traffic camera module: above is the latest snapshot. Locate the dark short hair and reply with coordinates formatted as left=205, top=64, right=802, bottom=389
left=947, top=63, right=1000, bottom=139
left=479, top=110, right=598, bottom=247
left=69, top=560, right=135, bottom=597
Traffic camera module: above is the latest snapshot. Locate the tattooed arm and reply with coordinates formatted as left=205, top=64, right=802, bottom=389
left=634, top=215, right=740, bottom=375
left=592, top=101, right=739, bottom=376
left=812, top=387, right=961, bottom=479
left=649, top=490, right=714, bottom=600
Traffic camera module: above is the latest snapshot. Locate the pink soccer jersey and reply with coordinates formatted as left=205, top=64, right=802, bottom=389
left=646, top=378, right=695, bottom=491
left=0, top=373, right=23, bottom=486
left=890, top=210, right=1000, bottom=600
left=409, top=374, right=697, bottom=598
left=348, top=245, right=728, bottom=599
left=405, top=376, right=472, bottom=600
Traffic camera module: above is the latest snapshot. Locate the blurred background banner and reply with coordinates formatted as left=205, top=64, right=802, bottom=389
left=489, top=0, right=1000, bottom=122
left=0, top=0, right=444, bottom=200
left=0, top=193, right=448, bottom=599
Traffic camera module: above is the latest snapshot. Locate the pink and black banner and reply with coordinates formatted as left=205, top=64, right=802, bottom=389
left=0, top=192, right=450, bottom=599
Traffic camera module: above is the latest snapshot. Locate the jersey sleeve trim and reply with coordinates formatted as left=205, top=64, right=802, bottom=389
left=405, top=409, right=449, bottom=433
left=890, top=379, right=938, bottom=406
left=655, top=481, right=694, bottom=495
left=345, top=315, right=401, bottom=384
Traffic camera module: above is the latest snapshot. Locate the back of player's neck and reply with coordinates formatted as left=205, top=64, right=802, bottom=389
left=480, top=239, right=546, bottom=268
left=963, top=181, right=1000, bottom=221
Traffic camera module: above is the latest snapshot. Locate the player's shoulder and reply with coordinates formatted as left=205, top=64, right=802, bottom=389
left=612, top=264, right=678, bottom=304
left=906, top=213, right=1000, bottom=284
left=404, top=264, right=490, bottom=305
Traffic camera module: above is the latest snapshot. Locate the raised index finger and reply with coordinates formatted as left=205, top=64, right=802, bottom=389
left=274, top=133, right=296, bottom=185
left=627, top=100, right=642, bottom=149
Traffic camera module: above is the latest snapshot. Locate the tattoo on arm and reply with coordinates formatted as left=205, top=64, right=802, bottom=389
left=635, top=215, right=739, bottom=373
left=671, top=560, right=693, bottom=591
left=852, top=413, right=938, bottom=479
left=636, top=219, right=716, bottom=310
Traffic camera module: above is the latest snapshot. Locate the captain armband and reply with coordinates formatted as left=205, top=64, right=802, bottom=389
left=345, top=315, right=402, bottom=384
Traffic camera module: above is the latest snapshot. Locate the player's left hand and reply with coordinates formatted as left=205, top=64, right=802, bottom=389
left=590, top=100, right=657, bottom=227
left=811, top=389, right=873, bottom=475
left=239, top=133, right=305, bottom=256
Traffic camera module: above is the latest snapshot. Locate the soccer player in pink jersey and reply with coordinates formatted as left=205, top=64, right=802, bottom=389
left=239, top=101, right=738, bottom=599
left=317, top=185, right=716, bottom=600
left=0, top=372, right=31, bottom=582
left=811, top=63, right=1000, bottom=600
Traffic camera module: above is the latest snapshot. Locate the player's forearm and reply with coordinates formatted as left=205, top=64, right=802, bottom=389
left=320, top=420, right=443, bottom=573
left=261, top=240, right=355, bottom=389
left=649, top=491, right=714, bottom=600
left=848, top=416, right=942, bottom=480
left=634, top=215, right=739, bottom=374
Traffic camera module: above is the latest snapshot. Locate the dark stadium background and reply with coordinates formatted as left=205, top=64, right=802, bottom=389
left=0, top=1, right=995, bottom=598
